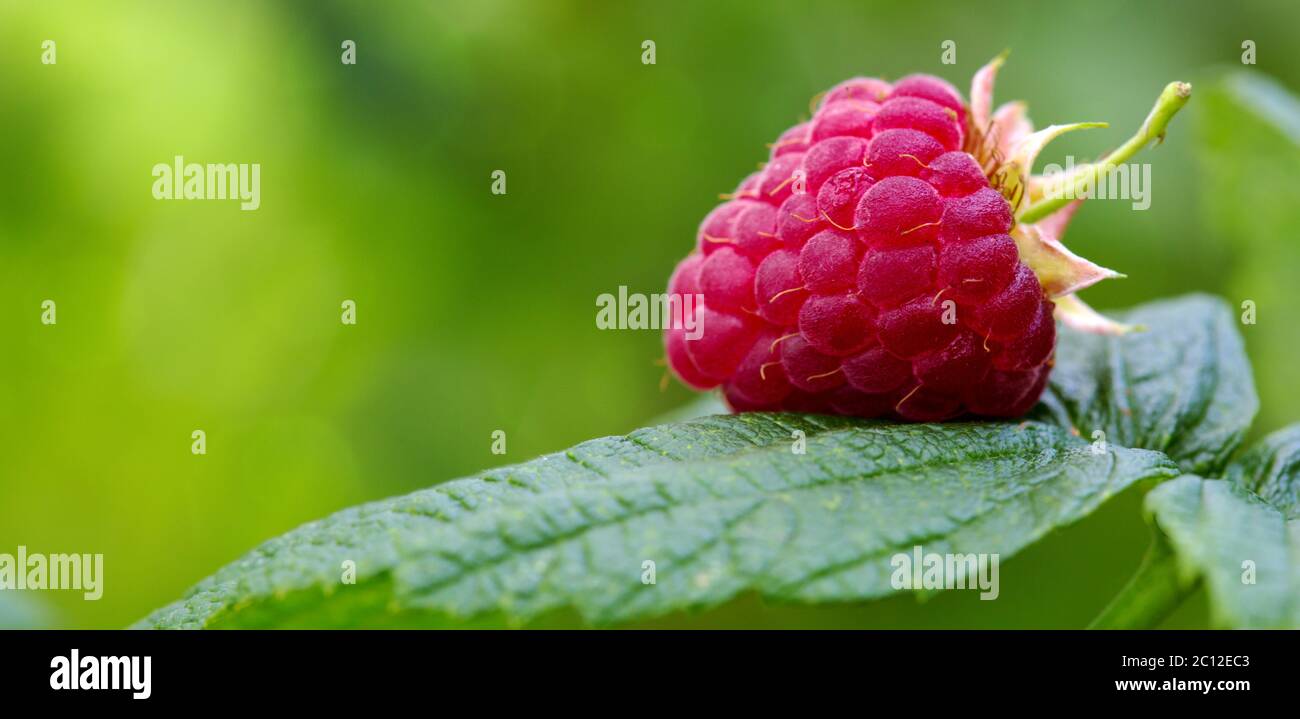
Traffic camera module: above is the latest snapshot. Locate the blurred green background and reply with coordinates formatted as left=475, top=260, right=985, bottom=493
left=1, top=0, right=1297, bottom=628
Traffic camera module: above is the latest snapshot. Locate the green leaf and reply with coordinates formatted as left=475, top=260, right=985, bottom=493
left=1196, top=71, right=1300, bottom=439
left=1033, top=294, right=1256, bottom=475
left=137, top=417, right=1176, bottom=628
left=1221, top=71, right=1300, bottom=146
left=1224, top=422, right=1300, bottom=519
left=1143, top=425, right=1300, bottom=629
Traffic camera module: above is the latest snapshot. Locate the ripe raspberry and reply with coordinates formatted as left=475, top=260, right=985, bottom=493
left=664, top=59, right=1188, bottom=420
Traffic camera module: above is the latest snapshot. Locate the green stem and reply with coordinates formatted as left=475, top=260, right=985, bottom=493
left=1088, top=534, right=1196, bottom=629
left=1018, top=81, right=1192, bottom=224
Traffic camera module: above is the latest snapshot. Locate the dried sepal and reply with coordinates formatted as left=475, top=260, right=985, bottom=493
left=1013, top=201, right=1124, bottom=298
left=1052, top=293, right=1143, bottom=335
